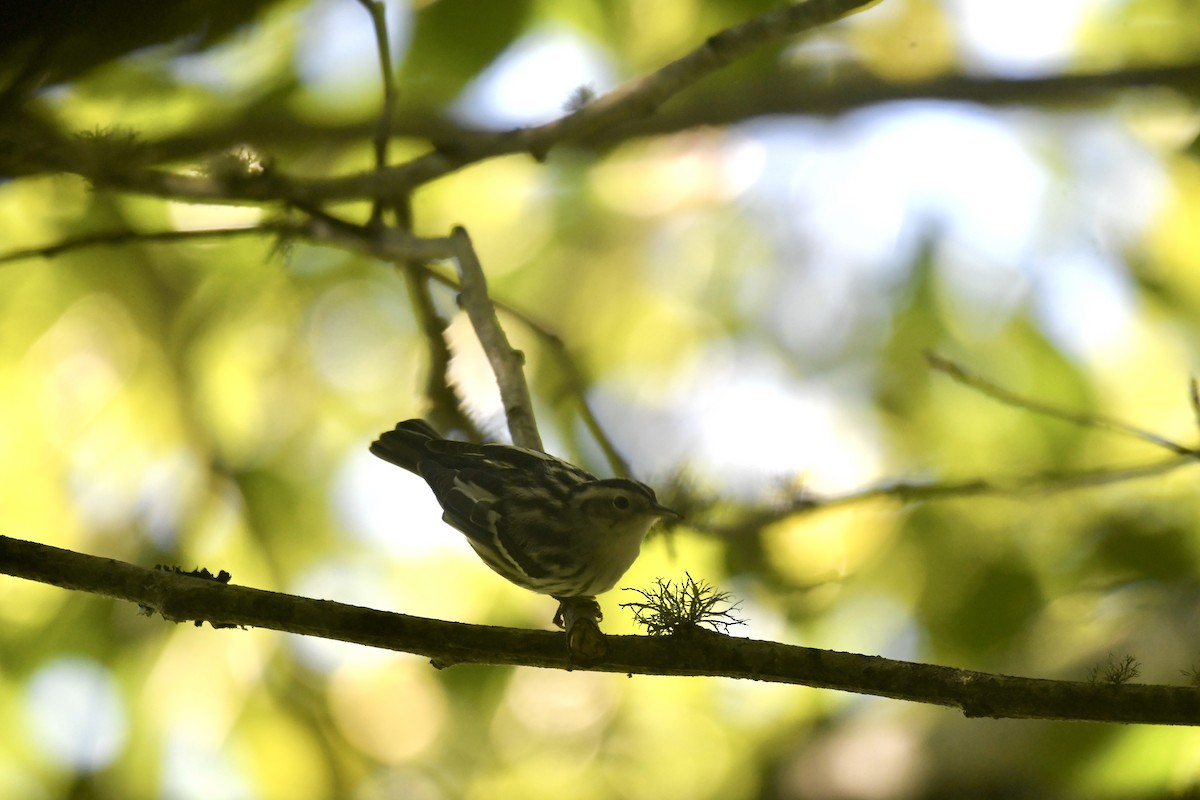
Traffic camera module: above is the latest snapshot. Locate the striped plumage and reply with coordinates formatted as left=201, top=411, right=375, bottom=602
left=370, top=420, right=677, bottom=601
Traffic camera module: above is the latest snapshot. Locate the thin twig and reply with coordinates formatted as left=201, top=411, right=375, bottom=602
left=696, top=354, right=1200, bottom=536
left=812, top=454, right=1195, bottom=506
left=542, top=332, right=633, bottom=478
left=927, top=352, right=1199, bottom=456
left=355, top=0, right=400, bottom=226
left=698, top=454, right=1198, bottom=536
left=0, top=216, right=458, bottom=265
left=449, top=227, right=542, bottom=450
left=1190, top=377, right=1200, bottom=437
left=0, top=225, right=276, bottom=264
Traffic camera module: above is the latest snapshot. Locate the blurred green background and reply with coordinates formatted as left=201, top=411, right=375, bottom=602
left=3, top=0, right=1200, bottom=797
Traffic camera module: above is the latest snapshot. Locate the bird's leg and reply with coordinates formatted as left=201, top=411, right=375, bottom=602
left=553, top=596, right=606, bottom=666
left=553, top=596, right=602, bottom=628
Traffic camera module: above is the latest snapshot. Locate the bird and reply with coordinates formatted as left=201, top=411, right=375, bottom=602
left=370, top=419, right=678, bottom=624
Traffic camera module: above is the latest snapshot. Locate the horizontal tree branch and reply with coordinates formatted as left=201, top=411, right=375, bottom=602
left=579, top=60, right=1200, bottom=145
left=3, top=534, right=1199, bottom=725
left=91, top=60, right=1200, bottom=169
left=16, top=0, right=877, bottom=207
left=8, top=12, right=1198, bottom=208
left=0, top=215, right=456, bottom=266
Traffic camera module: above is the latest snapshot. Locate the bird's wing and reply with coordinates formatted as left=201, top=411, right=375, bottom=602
left=419, top=460, right=566, bottom=585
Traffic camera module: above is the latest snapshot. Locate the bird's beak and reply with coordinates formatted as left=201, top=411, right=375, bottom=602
left=652, top=501, right=682, bottom=521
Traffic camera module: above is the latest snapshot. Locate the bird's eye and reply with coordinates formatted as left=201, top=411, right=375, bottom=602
left=612, top=494, right=631, bottom=511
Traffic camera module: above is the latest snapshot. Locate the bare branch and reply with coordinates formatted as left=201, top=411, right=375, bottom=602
left=4, top=534, right=1200, bottom=725
left=577, top=61, right=1200, bottom=146
left=58, top=0, right=878, bottom=207
left=699, top=454, right=1198, bottom=537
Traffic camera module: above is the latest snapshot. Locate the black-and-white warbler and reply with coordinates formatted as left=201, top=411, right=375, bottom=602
left=370, top=419, right=678, bottom=614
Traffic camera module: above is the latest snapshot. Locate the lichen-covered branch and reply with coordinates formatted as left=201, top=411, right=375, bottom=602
left=3, top=534, right=1199, bottom=726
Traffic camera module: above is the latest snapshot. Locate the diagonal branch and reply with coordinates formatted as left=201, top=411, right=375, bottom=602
left=3, top=534, right=1200, bottom=725
left=927, top=352, right=1199, bottom=456
left=450, top=226, right=542, bottom=450
left=504, top=0, right=881, bottom=156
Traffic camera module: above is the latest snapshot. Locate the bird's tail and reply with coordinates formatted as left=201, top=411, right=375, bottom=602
left=369, top=419, right=443, bottom=474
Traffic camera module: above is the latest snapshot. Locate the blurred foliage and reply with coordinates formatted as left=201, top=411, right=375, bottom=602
left=3, top=0, right=1200, bottom=798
